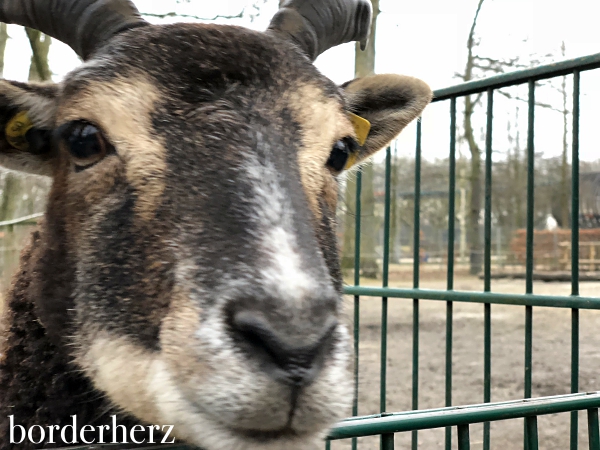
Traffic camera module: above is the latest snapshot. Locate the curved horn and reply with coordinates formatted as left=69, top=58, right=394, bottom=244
left=0, top=0, right=148, bottom=60
left=268, top=0, right=372, bottom=62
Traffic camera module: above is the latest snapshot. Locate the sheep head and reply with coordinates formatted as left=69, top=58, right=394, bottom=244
left=0, top=1, right=431, bottom=449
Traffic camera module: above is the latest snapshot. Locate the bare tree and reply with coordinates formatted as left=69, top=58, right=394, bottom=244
left=558, top=42, right=570, bottom=228
left=461, top=0, right=485, bottom=275
left=459, top=1, right=573, bottom=273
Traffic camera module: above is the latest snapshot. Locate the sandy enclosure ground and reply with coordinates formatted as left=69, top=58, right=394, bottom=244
left=330, top=276, right=600, bottom=450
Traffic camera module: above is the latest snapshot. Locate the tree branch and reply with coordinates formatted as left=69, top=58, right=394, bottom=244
left=496, top=89, right=564, bottom=113
left=466, top=0, right=485, bottom=71
left=474, top=55, right=524, bottom=68
left=142, top=10, right=244, bottom=21
left=471, top=63, right=507, bottom=74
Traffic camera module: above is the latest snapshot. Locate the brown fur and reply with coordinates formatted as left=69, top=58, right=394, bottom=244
left=0, top=22, right=431, bottom=450
left=59, top=77, right=166, bottom=220
left=0, top=231, right=159, bottom=449
left=290, top=85, right=354, bottom=218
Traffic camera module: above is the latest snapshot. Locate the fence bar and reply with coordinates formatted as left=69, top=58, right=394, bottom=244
left=526, top=416, right=539, bottom=450
left=525, top=79, right=536, bottom=292
left=447, top=100, right=457, bottom=290
left=483, top=88, right=494, bottom=450
left=379, top=147, right=394, bottom=440
left=445, top=300, right=453, bottom=449
left=413, top=121, right=423, bottom=290
left=573, top=305, right=580, bottom=450
left=329, top=392, right=600, bottom=440
left=381, top=147, right=392, bottom=414
left=381, top=433, right=395, bottom=450
left=571, top=69, right=581, bottom=450
left=588, top=409, right=600, bottom=450
left=524, top=79, right=535, bottom=450
left=458, top=424, right=470, bottom=450
left=484, top=300, right=491, bottom=449
left=445, top=97, right=457, bottom=450
left=571, top=70, right=581, bottom=295
left=412, top=119, right=422, bottom=450
left=432, top=52, right=600, bottom=100
left=343, top=287, right=600, bottom=309
left=484, top=89, right=494, bottom=292
left=525, top=312, right=533, bottom=448
left=412, top=298, right=419, bottom=450
left=380, top=147, right=392, bottom=434
left=352, top=168, right=363, bottom=450
left=0, top=212, right=44, bottom=228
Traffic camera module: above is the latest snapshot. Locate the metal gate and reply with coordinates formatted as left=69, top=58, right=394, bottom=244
left=326, top=53, right=600, bottom=450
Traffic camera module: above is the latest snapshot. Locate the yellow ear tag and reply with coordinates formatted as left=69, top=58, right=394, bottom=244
left=344, top=153, right=358, bottom=169
left=5, top=111, right=34, bottom=151
left=349, top=113, right=371, bottom=146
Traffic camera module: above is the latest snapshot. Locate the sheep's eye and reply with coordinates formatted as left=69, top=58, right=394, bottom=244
left=59, top=121, right=111, bottom=171
left=327, top=137, right=358, bottom=173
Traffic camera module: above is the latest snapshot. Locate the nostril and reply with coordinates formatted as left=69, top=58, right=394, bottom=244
left=228, top=310, right=337, bottom=386
left=232, top=312, right=291, bottom=364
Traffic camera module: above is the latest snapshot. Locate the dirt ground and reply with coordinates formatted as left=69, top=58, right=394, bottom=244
left=330, top=273, right=600, bottom=450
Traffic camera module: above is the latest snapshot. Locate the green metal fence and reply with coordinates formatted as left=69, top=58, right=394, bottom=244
left=53, top=53, right=600, bottom=450
left=328, top=52, right=600, bottom=450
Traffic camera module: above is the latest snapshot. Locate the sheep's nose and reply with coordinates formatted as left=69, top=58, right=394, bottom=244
left=229, top=308, right=338, bottom=387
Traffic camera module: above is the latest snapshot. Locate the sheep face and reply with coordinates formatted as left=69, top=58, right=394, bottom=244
left=0, top=22, right=430, bottom=450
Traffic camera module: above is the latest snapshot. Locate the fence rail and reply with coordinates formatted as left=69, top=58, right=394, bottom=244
left=0, top=212, right=43, bottom=228
left=344, top=287, right=600, bottom=309
left=329, top=392, right=600, bottom=444
left=433, top=52, right=600, bottom=100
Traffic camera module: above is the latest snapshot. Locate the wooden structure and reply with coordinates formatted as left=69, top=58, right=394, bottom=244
left=510, top=228, right=600, bottom=272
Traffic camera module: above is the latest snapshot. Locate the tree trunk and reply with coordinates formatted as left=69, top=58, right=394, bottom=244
left=514, top=137, right=525, bottom=229
left=354, top=0, right=378, bottom=79
left=0, top=24, right=7, bottom=79
left=0, top=27, right=9, bottom=288
left=0, top=173, right=22, bottom=285
left=341, top=175, right=358, bottom=271
left=465, top=94, right=483, bottom=274
left=342, top=0, right=380, bottom=278
left=390, top=146, right=399, bottom=262
left=360, top=163, right=378, bottom=277
left=26, top=28, right=52, bottom=82
left=559, top=42, right=570, bottom=228
left=355, top=0, right=379, bottom=279
left=464, top=0, right=485, bottom=275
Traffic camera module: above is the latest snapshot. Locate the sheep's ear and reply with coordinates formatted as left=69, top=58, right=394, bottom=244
left=0, top=80, right=59, bottom=176
left=340, top=74, right=431, bottom=167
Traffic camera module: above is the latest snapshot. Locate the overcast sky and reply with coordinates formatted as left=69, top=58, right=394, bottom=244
left=4, top=0, right=600, bottom=162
